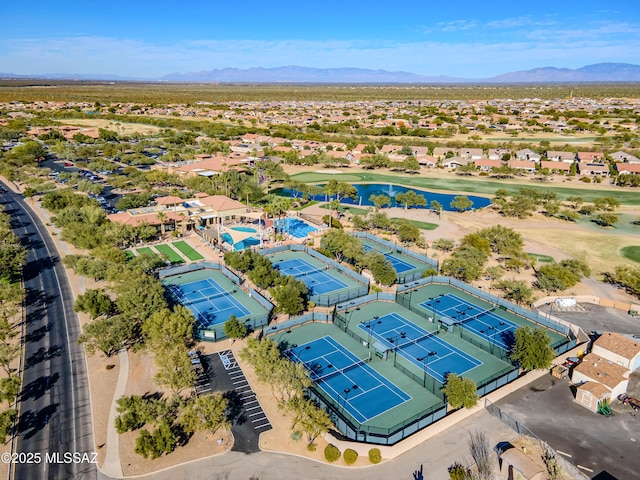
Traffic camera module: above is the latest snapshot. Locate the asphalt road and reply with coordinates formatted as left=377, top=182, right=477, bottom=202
left=2, top=187, right=96, bottom=480
left=496, top=373, right=640, bottom=480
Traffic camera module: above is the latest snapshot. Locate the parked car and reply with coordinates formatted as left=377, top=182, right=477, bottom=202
left=64, top=162, right=74, bottom=167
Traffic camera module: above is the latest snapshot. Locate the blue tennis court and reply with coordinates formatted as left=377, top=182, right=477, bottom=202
left=359, top=312, right=481, bottom=383
left=274, top=258, right=348, bottom=295
left=363, top=244, right=416, bottom=273
left=285, top=336, right=411, bottom=423
left=420, top=293, right=517, bottom=351
left=168, top=278, right=251, bottom=328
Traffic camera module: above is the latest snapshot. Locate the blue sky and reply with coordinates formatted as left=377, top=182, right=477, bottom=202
left=1, top=1, right=638, bottom=78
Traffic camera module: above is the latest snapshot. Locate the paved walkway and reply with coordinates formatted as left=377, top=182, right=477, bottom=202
left=101, top=349, right=128, bottom=478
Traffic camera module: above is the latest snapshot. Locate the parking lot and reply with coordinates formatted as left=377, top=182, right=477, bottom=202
left=193, top=350, right=272, bottom=453
left=496, top=373, right=640, bottom=480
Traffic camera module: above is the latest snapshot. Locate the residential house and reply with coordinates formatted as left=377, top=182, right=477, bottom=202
left=577, top=151, right=605, bottom=163
left=416, top=155, right=437, bottom=168
left=507, top=160, right=536, bottom=173
left=433, top=147, right=456, bottom=159
left=572, top=353, right=629, bottom=402
left=546, top=151, right=576, bottom=163
left=441, top=156, right=471, bottom=169
left=474, top=159, right=502, bottom=172
left=515, top=149, right=541, bottom=162
left=591, top=332, right=640, bottom=371
left=487, top=148, right=510, bottom=161
left=540, top=161, right=571, bottom=173
left=615, top=163, right=640, bottom=175
left=459, top=148, right=483, bottom=160
left=578, top=163, right=609, bottom=176
left=611, top=151, right=640, bottom=164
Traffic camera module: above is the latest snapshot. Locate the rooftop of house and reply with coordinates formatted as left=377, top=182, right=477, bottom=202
left=573, top=353, right=629, bottom=389
left=593, top=332, right=640, bottom=360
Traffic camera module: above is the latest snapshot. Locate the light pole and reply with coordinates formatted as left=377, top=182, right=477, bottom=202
left=365, top=316, right=380, bottom=347
left=417, top=351, right=438, bottom=390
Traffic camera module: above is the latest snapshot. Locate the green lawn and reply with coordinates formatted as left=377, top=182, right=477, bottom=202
left=136, top=247, right=161, bottom=261
left=124, top=250, right=135, bottom=260
left=527, top=253, right=555, bottom=263
left=172, top=241, right=204, bottom=261
left=290, top=171, right=640, bottom=205
left=621, top=246, right=640, bottom=263
left=155, top=244, right=185, bottom=264
left=319, top=204, right=370, bottom=215
left=390, top=218, right=439, bottom=230
left=293, top=200, right=319, bottom=211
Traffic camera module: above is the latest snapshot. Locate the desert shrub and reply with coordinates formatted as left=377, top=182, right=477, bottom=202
left=343, top=448, right=358, bottom=465
left=579, top=176, right=592, bottom=183
left=324, top=444, right=341, bottom=462
left=368, top=447, right=382, bottom=464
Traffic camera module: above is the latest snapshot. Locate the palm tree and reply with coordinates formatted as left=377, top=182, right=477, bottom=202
left=156, top=211, right=167, bottom=236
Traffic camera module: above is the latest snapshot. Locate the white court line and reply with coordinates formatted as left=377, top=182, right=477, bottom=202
left=245, top=405, right=261, bottom=411
left=577, top=465, right=593, bottom=473
left=253, top=422, right=271, bottom=429
left=233, top=379, right=248, bottom=385
left=556, top=450, right=572, bottom=458
left=249, top=411, right=265, bottom=417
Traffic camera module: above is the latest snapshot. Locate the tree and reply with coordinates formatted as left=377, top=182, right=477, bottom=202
left=0, top=342, right=20, bottom=375
left=285, top=396, right=333, bottom=447
left=116, top=274, right=168, bottom=325
left=143, top=306, right=194, bottom=351
left=510, top=326, right=555, bottom=371
left=396, top=220, right=420, bottom=244
left=320, top=229, right=363, bottom=263
left=442, top=374, right=478, bottom=409
left=493, top=278, right=535, bottom=305
left=154, top=346, right=196, bottom=395
left=593, top=196, right=620, bottom=212
left=395, top=190, right=426, bottom=210
left=566, top=196, right=584, bottom=210
left=369, top=194, right=391, bottom=210
left=0, top=409, right=17, bottom=444
left=224, top=315, right=248, bottom=341
left=79, top=315, right=135, bottom=356
left=468, top=431, right=493, bottom=480
left=134, top=419, right=177, bottom=459
left=323, top=180, right=357, bottom=219
left=432, top=238, right=455, bottom=252
left=535, top=261, right=588, bottom=293
left=365, top=251, right=397, bottom=286
left=430, top=200, right=442, bottom=217
left=270, top=277, right=307, bottom=316
left=402, top=155, right=421, bottom=173
left=156, top=211, right=167, bottom=236
left=0, top=376, right=21, bottom=403
left=74, top=289, right=114, bottom=319
left=450, top=195, right=473, bottom=212
left=180, top=394, right=229, bottom=435
left=593, top=213, right=619, bottom=227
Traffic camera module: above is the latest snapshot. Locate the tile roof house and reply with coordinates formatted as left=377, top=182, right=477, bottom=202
left=591, top=332, right=640, bottom=371
left=507, top=160, right=536, bottom=173
left=572, top=353, right=629, bottom=400
left=474, top=159, right=502, bottom=171
left=578, top=163, right=609, bottom=176
left=611, top=151, right=640, bottom=164
left=540, top=161, right=571, bottom=172
left=615, top=163, right=640, bottom=174
left=576, top=151, right=605, bottom=163
left=546, top=151, right=576, bottom=163
left=515, top=149, right=541, bottom=162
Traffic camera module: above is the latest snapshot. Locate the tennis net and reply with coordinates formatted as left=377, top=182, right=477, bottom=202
left=311, top=358, right=369, bottom=383
left=458, top=306, right=495, bottom=324
left=293, top=267, right=327, bottom=277
left=395, top=330, right=440, bottom=351
left=181, top=289, right=237, bottom=304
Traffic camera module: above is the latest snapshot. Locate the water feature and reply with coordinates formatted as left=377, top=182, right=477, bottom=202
left=276, top=184, right=490, bottom=211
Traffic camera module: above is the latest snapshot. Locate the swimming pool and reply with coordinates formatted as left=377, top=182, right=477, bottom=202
left=230, top=226, right=257, bottom=233
left=275, top=217, right=318, bottom=238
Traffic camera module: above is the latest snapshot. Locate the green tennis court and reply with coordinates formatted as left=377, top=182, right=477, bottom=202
left=155, top=244, right=184, bottom=264
left=172, top=241, right=204, bottom=261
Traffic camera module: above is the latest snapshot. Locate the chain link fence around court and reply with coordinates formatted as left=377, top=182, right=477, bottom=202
left=396, top=276, right=577, bottom=355
left=352, top=231, right=438, bottom=283
left=259, top=244, right=370, bottom=307
left=485, top=399, right=589, bottom=480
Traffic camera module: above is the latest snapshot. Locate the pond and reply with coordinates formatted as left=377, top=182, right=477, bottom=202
left=278, top=183, right=491, bottom=211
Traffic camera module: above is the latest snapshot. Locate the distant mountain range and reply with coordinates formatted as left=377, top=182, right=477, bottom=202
left=2, top=63, right=640, bottom=83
